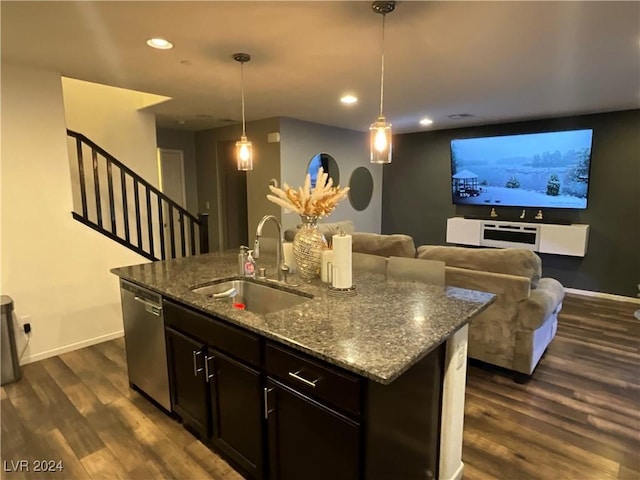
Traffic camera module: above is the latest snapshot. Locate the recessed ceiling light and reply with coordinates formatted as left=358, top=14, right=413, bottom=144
left=340, top=95, right=358, bottom=105
left=147, top=38, right=173, bottom=50
left=419, top=118, right=434, bottom=126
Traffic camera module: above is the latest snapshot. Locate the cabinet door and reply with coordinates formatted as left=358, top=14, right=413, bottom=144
left=166, top=327, right=210, bottom=438
left=266, top=379, right=360, bottom=480
left=209, top=348, right=264, bottom=479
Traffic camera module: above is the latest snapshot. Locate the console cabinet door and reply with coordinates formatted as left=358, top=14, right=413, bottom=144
left=166, top=327, right=210, bottom=438
left=266, top=379, right=360, bottom=480
left=209, top=348, right=264, bottom=479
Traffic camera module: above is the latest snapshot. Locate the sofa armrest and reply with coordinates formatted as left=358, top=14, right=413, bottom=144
left=517, top=278, right=565, bottom=330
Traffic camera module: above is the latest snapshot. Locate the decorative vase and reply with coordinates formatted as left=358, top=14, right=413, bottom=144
left=292, top=215, right=328, bottom=281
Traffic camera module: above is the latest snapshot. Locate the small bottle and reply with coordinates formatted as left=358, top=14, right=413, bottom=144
left=244, top=250, right=256, bottom=277
left=238, top=245, right=249, bottom=276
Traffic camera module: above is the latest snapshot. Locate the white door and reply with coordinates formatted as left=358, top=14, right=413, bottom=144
left=158, top=149, right=187, bottom=258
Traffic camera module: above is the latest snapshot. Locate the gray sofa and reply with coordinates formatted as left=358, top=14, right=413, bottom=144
left=417, top=245, right=564, bottom=379
left=287, top=223, right=564, bottom=379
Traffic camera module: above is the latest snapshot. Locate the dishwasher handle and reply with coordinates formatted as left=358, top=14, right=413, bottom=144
left=134, top=296, right=162, bottom=316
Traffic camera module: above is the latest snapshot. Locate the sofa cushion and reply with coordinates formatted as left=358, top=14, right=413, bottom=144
left=417, top=245, right=542, bottom=288
left=284, top=220, right=355, bottom=243
left=352, top=233, right=416, bottom=258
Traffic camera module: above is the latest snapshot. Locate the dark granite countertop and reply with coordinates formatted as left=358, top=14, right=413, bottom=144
left=111, top=251, right=495, bottom=384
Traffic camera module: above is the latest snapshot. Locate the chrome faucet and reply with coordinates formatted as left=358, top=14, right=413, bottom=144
left=254, top=215, right=287, bottom=283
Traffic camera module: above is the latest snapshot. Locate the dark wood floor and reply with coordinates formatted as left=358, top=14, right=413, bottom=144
left=1, top=293, right=638, bottom=479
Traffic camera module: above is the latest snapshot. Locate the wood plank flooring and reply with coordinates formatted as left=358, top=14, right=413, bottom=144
left=1, top=293, right=638, bottom=479
left=463, top=294, right=640, bottom=480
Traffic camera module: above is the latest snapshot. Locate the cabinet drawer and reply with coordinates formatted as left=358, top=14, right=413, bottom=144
left=266, top=342, right=362, bottom=417
left=164, top=300, right=260, bottom=367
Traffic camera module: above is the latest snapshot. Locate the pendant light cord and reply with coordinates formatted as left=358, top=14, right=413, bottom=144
left=379, top=13, right=386, bottom=117
left=241, top=61, right=247, bottom=136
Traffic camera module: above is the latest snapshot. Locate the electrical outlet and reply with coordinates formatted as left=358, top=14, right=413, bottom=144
left=19, top=315, right=31, bottom=334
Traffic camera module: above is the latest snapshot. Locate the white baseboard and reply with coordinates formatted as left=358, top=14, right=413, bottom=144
left=564, top=288, right=640, bottom=305
left=20, top=330, right=124, bottom=365
left=441, top=462, right=464, bottom=480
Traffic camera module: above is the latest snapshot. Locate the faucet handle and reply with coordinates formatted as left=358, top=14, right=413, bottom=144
left=280, top=263, right=290, bottom=283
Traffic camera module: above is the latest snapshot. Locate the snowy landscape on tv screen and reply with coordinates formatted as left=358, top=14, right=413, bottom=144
left=451, top=129, right=593, bottom=209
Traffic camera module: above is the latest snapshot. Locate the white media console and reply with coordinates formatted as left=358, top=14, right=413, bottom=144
left=446, top=217, right=589, bottom=257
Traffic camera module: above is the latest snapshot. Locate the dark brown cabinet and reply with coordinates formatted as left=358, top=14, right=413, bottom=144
left=162, top=299, right=445, bottom=480
left=266, top=379, right=360, bottom=480
left=209, top=348, right=264, bottom=479
left=165, top=327, right=210, bottom=438
left=164, top=300, right=265, bottom=479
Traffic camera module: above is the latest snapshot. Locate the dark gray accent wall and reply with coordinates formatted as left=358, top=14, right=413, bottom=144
left=382, top=110, right=640, bottom=297
left=195, top=118, right=282, bottom=253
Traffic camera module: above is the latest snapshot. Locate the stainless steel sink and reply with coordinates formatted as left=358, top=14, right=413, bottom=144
left=191, top=279, right=311, bottom=314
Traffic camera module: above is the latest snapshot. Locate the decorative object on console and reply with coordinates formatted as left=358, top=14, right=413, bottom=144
left=370, top=1, right=396, bottom=164
left=490, top=207, right=498, bottom=218
left=535, top=209, right=543, bottom=220
left=520, top=209, right=526, bottom=219
left=267, top=167, right=350, bottom=280
left=233, top=53, right=253, bottom=171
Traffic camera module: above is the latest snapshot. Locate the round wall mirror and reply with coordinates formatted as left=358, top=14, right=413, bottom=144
left=307, top=153, right=340, bottom=188
left=348, top=167, right=374, bottom=211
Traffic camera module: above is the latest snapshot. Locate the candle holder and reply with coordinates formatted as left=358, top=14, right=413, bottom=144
left=327, top=285, right=357, bottom=297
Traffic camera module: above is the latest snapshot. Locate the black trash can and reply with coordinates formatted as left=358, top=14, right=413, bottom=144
left=1, top=295, right=22, bottom=385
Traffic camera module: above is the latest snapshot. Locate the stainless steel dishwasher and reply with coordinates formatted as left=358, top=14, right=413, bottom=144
left=120, top=279, right=171, bottom=411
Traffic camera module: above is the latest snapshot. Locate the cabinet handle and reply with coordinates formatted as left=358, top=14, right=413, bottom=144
left=204, top=355, right=215, bottom=382
left=192, top=350, right=204, bottom=376
left=263, top=387, right=275, bottom=420
left=133, top=296, right=162, bottom=316
left=288, top=370, right=319, bottom=388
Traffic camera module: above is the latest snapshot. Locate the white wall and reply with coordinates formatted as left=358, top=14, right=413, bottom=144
left=63, top=78, right=164, bottom=255
left=1, top=64, right=149, bottom=364
left=62, top=77, right=161, bottom=186
left=279, top=117, right=382, bottom=233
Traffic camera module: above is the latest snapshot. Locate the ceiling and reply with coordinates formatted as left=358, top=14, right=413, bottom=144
left=2, top=1, right=639, bottom=133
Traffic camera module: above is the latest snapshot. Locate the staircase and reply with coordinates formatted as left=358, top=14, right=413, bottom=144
left=67, top=130, right=209, bottom=261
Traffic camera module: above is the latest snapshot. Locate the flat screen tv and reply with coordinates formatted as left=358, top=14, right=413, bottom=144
left=450, top=129, right=593, bottom=209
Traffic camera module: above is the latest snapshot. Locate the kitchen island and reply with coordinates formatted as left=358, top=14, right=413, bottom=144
left=112, top=251, right=495, bottom=480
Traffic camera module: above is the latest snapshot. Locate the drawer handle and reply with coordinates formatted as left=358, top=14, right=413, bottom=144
left=288, top=370, right=319, bottom=388
left=204, top=355, right=215, bottom=382
left=193, top=350, right=204, bottom=376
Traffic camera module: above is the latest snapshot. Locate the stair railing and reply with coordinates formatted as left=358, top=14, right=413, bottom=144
left=67, top=129, right=209, bottom=261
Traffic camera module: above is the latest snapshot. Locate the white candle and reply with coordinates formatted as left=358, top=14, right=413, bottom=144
left=331, top=233, right=352, bottom=289
left=282, top=242, right=296, bottom=273
left=321, top=249, right=333, bottom=283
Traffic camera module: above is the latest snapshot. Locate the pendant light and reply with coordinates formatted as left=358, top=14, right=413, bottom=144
left=370, top=1, right=395, bottom=164
left=234, top=53, right=253, bottom=171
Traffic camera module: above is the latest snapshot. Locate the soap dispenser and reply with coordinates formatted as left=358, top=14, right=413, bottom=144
left=244, top=250, right=256, bottom=277
left=238, top=245, right=249, bottom=276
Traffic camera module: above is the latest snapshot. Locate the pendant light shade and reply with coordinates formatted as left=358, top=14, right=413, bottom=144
left=234, top=53, right=253, bottom=171
left=370, top=1, right=395, bottom=164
